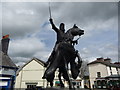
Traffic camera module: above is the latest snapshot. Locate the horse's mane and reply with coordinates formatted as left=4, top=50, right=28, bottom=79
left=65, top=27, right=78, bottom=42
left=65, top=27, right=73, bottom=34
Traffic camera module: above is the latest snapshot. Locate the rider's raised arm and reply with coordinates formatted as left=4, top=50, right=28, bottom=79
left=49, top=18, right=59, bottom=32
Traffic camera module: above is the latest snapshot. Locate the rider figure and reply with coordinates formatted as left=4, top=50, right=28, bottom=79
left=45, top=18, right=66, bottom=67
left=49, top=18, right=65, bottom=44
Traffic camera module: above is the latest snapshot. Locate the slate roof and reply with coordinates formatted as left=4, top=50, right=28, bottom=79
left=0, top=51, right=17, bottom=69
left=87, top=59, right=120, bottom=68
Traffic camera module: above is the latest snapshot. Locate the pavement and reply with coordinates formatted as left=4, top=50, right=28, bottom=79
left=14, top=88, right=108, bottom=90
left=44, top=88, right=108, bottom=90
left=44, top=88, right=90, bottom=90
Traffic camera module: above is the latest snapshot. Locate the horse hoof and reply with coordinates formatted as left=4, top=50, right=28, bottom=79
left=42, top=75, right=46, bottom=79
left=69, top=86, right=72, bottom=89
left=61, top=84, right=64, bottom=88
left=42, top=76, right=45, bottom=79
left=50, top=82, right=53, bottom=87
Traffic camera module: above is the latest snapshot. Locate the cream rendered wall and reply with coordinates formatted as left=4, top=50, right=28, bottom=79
left=89, top=63, right=108, bottom=88
left=23, top=60, right=43, bottom=70
left=15, top=60, right=47, bottom=89
left=15, top=70, right=22, bottom=88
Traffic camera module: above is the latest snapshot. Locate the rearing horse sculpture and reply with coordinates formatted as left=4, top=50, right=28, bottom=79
left=43, top=25, right=84, bottom=89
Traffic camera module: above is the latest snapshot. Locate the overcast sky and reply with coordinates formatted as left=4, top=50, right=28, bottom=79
left=1, top=1, right=119, bottom=66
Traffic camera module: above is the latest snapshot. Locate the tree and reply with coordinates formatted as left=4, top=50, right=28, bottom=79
left=79, top=60, right=89, bottom=79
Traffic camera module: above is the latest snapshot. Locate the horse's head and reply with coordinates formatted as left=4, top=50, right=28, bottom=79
left=70, top=24, right=84, bottom=36
left=65, top=24, right=84, bottom=43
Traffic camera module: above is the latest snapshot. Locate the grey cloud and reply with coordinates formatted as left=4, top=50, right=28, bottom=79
left=2, top=2, right=49, bottom=38
left=8, top=35, right=49, bottom=65
left=51, top=2, right=117, bottom=26
left=2, top=2, right=118, bottom=38
left=80, top=42, right=118, bottom=62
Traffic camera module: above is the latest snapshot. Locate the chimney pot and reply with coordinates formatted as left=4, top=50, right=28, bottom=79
left=1, top=35, right=10, bottom=55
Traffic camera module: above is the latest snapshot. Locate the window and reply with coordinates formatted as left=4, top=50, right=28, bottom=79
left=97, top=72, right=101, bottom=78
left=27, top=85, right=36, bottom=89
left=26, top=83, right=37, bottom=89
left=3, top=68, right=9, bottom=71
left=109, top=67, right=112, bottom=75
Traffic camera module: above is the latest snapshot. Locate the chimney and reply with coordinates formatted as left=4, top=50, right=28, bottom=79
left=1, top=35, right=10, bottom=55
left=97, top=57, right=104, bottom=61
left=104, top=58, right=111, bottom=63
left=114, top=62, right=120, bottom=65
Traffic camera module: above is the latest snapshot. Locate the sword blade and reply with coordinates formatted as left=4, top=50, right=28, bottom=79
left=49, top=2, right=52, bottom=18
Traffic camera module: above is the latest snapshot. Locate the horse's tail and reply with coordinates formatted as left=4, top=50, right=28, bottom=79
left=70, top=62, right=81, bottom=79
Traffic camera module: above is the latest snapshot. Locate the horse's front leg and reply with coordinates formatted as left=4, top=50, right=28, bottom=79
left=67, top=73, right=72, bottom=89
left=58, top=70, right=64, bottom=88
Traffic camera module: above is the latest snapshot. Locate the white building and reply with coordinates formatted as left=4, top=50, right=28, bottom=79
left=15, top=57, right=83, bottom=89
left=88, top=57, right=120, bottom=89
left=0, top=35, right=18, bottom=89
left=15, top=58, right=47, bottom=89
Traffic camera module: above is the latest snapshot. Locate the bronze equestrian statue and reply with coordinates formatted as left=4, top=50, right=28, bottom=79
left=42, top=18, right=84, bottom=89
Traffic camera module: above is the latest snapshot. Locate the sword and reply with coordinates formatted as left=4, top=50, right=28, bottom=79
left=48, top=2, right=52, bottom=18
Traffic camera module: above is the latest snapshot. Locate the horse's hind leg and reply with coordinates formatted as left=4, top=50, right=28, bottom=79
left=50, top=81, right=53, bottom=87
left=62, top=67, right=75, bottom=89
left=62, top=64, right=73, bottom=89
left=67, top=73, right=72, bottom=89
left=58, top=71, right=64, bottom=88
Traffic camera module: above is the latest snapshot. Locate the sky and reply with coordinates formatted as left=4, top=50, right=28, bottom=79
left=1, top=1, right=119, bottom=66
